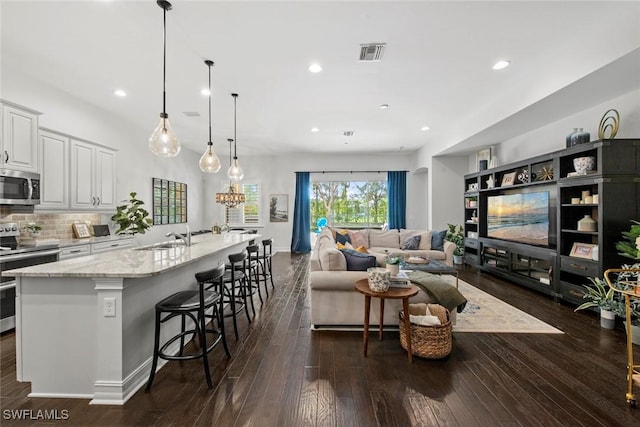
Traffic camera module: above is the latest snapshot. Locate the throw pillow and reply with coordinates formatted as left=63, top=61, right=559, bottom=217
left=348, top=230, right=368, bottom=248
left=401, top=234, right=421, bottom=250
left=335, top=231, right=352, bottom=245
left=336, top=242, right=354, bottom=250
left=341, top=249, right=377, bottom=271
left=355, top=246, right=369, bottom=254
left=431, top=230, right=446, bottom=251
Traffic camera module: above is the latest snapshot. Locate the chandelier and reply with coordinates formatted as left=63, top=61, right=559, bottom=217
left=215, top=139, right=245, bottom=208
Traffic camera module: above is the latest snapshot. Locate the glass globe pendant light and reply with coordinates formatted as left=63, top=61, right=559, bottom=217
left=199, top=60, right=221, bottom=173
left=227, top=93, right=244, bottom=181
left=149, top=0, right=181, bottom=157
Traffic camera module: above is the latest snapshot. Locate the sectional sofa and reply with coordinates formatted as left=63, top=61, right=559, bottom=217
left=308, top=227, right=457, bottom=328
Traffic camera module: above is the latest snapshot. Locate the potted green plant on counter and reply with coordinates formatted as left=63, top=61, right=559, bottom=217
left=24, top=222, right=42, bottom=237
left=445, top=224, right=465, bottom=265
left=111, top=192, right=152, bottom=236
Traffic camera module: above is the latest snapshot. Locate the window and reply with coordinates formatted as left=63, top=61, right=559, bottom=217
left=224, top=182, right=262, bottom=226
left=311, top=179, right=387, bottom=230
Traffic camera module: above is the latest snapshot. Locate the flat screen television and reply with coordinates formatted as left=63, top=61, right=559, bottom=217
left=487, top=191, right=550, bottom=247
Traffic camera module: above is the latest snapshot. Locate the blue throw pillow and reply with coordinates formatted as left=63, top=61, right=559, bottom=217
left=335, top=232, right=352, bottom=245
left=341, top=249, right=377, bottom=271
left=401, top=234, right=421, bottom=250
left=431, top=230, right=446, bottom=251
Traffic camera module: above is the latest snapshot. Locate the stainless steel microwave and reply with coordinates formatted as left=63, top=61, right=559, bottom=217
left=0, top=169, right=41, bottom=205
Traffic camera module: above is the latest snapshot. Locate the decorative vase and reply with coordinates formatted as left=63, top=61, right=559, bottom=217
left=367, top=267, right=390, bottom=292
left=386, top=263, right=400, bottom=276
left=570, top=128, right=590, bottom=146
left=573, top=156, right=596, bottom=174
left=577, top=215, right=597, bottom=232
left=453, top=255, right=463, bottom=265
left=566, top=128, right=579, bottom=147
left=600, top=309, right=615, bottom=329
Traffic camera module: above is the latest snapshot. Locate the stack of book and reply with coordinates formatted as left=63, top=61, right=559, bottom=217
left=389, top=271, right=411, bottom=288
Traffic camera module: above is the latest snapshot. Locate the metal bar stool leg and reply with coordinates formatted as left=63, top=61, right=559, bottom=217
left=146, top=310, right=162, bottom=391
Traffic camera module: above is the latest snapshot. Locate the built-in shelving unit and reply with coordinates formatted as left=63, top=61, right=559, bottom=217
left=464, top=139, right=640, bottom=303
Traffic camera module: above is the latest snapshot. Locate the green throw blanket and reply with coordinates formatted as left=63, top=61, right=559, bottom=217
left=406, top=271, right=467, bottom=313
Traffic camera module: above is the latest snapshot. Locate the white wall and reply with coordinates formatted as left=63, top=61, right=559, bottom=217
left=497, top=89, right=640, bottom=164
left=1, top=65, right=208, bottom=246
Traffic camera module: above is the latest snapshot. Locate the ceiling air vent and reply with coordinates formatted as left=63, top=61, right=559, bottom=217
left=359, top=43, right=386, bottom=62
left=182, top=111, right=200, bottom=117
left=343, top=131, right=355, bottom=137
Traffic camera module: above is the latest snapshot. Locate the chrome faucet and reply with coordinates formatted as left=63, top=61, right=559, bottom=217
left=166, top=224, right=191, bottom=246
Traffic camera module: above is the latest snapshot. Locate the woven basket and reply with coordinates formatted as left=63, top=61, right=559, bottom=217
left=399, top=303, right=452, bottom=359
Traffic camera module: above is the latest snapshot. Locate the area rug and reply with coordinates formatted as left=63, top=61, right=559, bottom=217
left=449, top=277, right=563, bottom=334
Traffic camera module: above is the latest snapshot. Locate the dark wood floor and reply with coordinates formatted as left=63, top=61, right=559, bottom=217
left=1, top=252, right=639, bottom=426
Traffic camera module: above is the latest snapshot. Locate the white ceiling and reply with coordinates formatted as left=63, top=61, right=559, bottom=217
left=2, top=1, right=639, bottom=157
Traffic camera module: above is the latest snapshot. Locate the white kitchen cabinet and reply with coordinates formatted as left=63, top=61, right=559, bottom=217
left=70, top=139, right=116, bottom=211
left=1, top=100, right=40, bottom=172
left=38, top=129, right=69, bottom=209
left=59, top=244, right=91, bottom=260
left=91, top=238, right=132, bottom=254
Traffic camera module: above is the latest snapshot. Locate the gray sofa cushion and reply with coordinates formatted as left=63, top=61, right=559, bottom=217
left=401, top=234, right=421, bottom=250
left=369, top=229, right=400, bottom=248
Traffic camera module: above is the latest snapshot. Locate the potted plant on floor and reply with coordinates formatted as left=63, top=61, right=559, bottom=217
left=111, top=192, right=152, bottom=236
left=574, top=276, right=622, bottom=329
left=445, top=224, right=465, bottom=265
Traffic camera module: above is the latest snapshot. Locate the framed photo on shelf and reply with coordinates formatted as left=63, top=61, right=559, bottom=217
left=501, top=172, right=516, bottom=187
left=569, top=242, right=597, bottom=259
left=72, top=222, right=91, bottom=239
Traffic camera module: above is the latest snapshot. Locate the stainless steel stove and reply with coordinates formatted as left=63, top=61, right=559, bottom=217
left=0, top=223, right=60, bottom=333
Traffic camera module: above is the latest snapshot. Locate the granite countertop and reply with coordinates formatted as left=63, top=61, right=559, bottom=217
left=3, top=233, right=258, bottom=279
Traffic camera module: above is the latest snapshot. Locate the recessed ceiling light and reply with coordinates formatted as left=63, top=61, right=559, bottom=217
left=492, top=60, right=510, bottom=70
left=421, top=126, right=430, bottom=131
left=380, top=104, right=389, bottom=109
left=311, top=127, right=319, bottom=133
left=114, top=89, right=127, bottom=97
left=308, top=63, right=322, bottom=73
left=201, top=88, right=210, bottom=96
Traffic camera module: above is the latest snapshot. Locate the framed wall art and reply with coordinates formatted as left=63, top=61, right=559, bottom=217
left=152, top=178, right=187, bottom=225
left=269, top=194, right=288, bottom=222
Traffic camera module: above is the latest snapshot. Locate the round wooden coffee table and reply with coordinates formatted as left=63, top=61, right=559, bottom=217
left=354, top=279, right=419, bottom=362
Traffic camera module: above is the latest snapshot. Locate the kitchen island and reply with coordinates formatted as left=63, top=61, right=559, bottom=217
left=2, top=232, right=258, bottom=405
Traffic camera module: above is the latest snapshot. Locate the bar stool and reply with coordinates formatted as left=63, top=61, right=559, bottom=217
left=146, top=264, right=229, bottom=391
left=223, top=251, right=252, bottom=340
left=257, top=238, right=274, bottom=292
left=245, top=244, right=264, bottom=305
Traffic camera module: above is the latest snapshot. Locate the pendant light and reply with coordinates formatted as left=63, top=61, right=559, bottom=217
left=216, top=139, right=246, bottom=208
left=227, top=93, right=244, bottom=181
left=149, top=0, right=181, bottom=157
left=199, top=60, right=221, bottom=173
